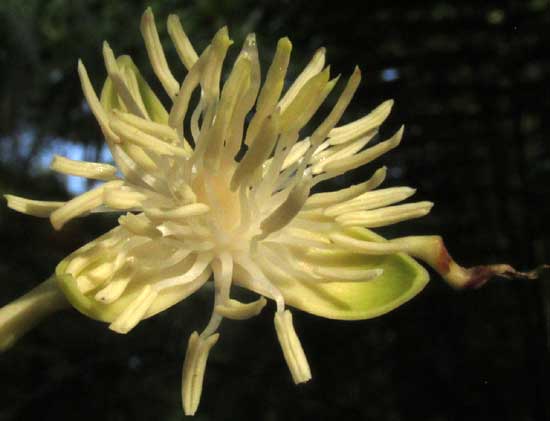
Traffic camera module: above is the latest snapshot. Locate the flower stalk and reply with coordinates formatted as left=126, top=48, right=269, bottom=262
left=0, top=276, right=68, bottom=351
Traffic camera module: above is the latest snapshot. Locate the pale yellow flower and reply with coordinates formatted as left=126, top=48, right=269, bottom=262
left=1, top=7, right=542, bottom=416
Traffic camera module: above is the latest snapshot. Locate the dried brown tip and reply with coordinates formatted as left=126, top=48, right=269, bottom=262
left=404, top=236, right=549, bottom=289
left=452, top=263, right=550, bottom=289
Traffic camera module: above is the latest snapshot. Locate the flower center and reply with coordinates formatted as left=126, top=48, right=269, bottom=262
left=184, top=163, right=262, bottom=255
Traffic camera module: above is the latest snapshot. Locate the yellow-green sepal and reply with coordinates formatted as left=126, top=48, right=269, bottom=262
left=261, top=227, right=429, bottom=320
left=55, top=229, right=208, bottom=325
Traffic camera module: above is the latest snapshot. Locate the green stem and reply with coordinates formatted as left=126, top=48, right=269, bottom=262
left=0, top=275, right=68, bottom=351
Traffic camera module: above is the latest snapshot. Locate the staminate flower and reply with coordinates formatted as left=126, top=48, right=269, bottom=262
left=0, top=7, right=545, bottom=416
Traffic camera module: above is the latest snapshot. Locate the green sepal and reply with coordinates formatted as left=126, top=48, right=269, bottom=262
left=261, top=227, right=429, bottom=320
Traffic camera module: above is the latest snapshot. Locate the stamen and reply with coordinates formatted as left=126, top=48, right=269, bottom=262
left=213, top=251, right=233, bottom=303
left=64, top=231, right=126, bottom=277
left=254, top=132, right=299, bottom=205
left=313, top=266, right=383, bottom=282
left=214, top=297, right=267, bottom=320
left=335, top=201, right=434, bottom=228
left=140, top=7, right=180, bottom=99
left=318, top=126, right=403, bottom=182
left=311, top=131, right=377, bottom=174
left=281, top=139, right=311, bottom=171
left=168, top=49, right=204, bottom=131
left=231, top=112, right=279, bottom=190
left=235, top=254, right=286, bottom=311
left=237, top=34, right=261, bottom=98
left=158, top=222, right=193, bottom=238
left=167, top=14, right=199, bottom=70
left=122, top=65, right=150, bottom=120
left=87, top=262, right=115, bottom=284
left=122, top=143, right=159, bottom=172
left=118, top=213, right=162, bottom=238
left=278, top=67, right=334, bottom=134
left=328, top=99, right=394, bottom=145
left=256, top=246, right=308, bottom=284
left=77, top=59, right=120, bottom=142
left=244, top=37, right=292, bottom=146
left=94, top=267, right=133, bottom=303
left=113, top=110, right=192, bottom=153
left=329, top=232, right=407, bottom=255
left=114, top=239, right=153, bottom=270
left=104, top=139, right=161, bottom=189
left=224, top=34, right=261, bottom=159
left=199, top=27, right=232, bottom=104
left=110, top=116, right=188, bottom=157
left=102, top=43, right=148, bottom=119
left=50, top=155, right=118, bottom=181
left=181, top=331, right=219, bottom=416
left=109, top=284, right=158, bottom=333
left=304, top=166, right=387, bottom=209
left=184, top=240, right=215, bottom=252
left=265, top=233, right=333, bottom=251
left=103, top=186, right=146, bottom=210
left=323, top=187, right=416, bottom=217
left=260, top=178, right=311, bottom=238
left=278, top=47, right=326, bottom=113
left=145, top=203, right=210, bottom=222
left=151, top=247, right=193, bottom=271
left=274, top=310, right=312, bottom=384
left=66, top=254, right=102, bottom=278
left=50, top=180, right=124, bottom=230
left=199, top=252, right=233, bottom=338
left=202, top=57, right=252, bottom=169
left=267, top=243, right=325, bottom=282
left=75, top=275, right=97, bottom=294
left=289, top=216, right=336, bottom=233
left=308, top=66, right=362, bottom=148
left=189, top=97, right=204, bottom=145
left=154, top=252, right=213, bottom=291
left=4, top=195, right=65, bottom=217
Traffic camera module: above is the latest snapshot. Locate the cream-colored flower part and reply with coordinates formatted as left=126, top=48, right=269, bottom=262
left=2, top=7, right=543, bottom=417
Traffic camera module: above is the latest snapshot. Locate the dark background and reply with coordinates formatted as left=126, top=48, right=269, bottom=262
left=1, top=0, right=549, bottom=420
